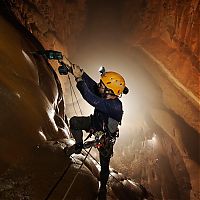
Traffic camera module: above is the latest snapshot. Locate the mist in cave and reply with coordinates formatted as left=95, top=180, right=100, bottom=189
left=70, top=0, right=149, bottom=136
left=67, top=0, right=200, bottom=199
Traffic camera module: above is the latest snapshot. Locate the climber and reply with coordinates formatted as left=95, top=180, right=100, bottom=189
left=65, top=64, right=128, bottom=199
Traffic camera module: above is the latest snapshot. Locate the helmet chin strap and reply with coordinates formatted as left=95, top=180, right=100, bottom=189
left=103, top=88, right=116, bottom=98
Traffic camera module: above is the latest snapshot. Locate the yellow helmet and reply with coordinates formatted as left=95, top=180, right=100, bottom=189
left=100, top=71, right=126, bottom=96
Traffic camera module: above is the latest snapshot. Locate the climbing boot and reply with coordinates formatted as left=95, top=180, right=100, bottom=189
left=65, top=142, right=83, bottom=157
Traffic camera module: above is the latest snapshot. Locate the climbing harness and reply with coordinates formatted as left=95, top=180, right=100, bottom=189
left=83, top=131, right=105, bottom=149
left=82, top=128, right=118, bottom=158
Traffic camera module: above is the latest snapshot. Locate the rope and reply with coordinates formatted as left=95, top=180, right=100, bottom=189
left=64, top=55, right=73, bottom=66
left=44, top=55, right=86, bottom=200
left=83, top=149, right=153, bottom=198
left=62, top=147, right=93, bottom=200
left=67, top=74, right=83, bottom=115
left=44, top=148, right=92, bottom=200
left=44, top=161, right=72, bottom=200
left=68, top=74, right=78, bottom=116
left=63, top=54, right=83, bottom=116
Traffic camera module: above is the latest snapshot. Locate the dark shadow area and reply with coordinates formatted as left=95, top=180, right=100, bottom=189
left=172, top=111, right=200, bottom=165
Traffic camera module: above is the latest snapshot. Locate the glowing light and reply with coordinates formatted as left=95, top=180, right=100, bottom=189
left=152, top=133, right=156, bottom=143
left=98, top=66, right=105, bottom=74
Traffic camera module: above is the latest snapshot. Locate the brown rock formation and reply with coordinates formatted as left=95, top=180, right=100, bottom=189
left=7, top=0, right=87, bottom=56
left=121, top=0, right=200, bottom=131
left=0, top=2, right=152, bottom=199
left=1, top=0, right=199, bottom=199
left=6, top=0, right=88, bottom=116
left=0, top=5, right=98, bottom=199
left=118, top=3, right=200, bottom=198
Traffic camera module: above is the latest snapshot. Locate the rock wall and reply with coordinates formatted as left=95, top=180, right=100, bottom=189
left=122, top=0, right=199, bottom=98
left=2, top=0, right=199, bottom=199
left=7, top=0, right=87, bottom=56
left=117, top=2, right=200, bottom=197
left=6, top=0, right=88, bottom=116
left=111, top=46, right=199, bottom=199
left=0, top=3, right=100, bottom=199
left=0, top=2, right=153, bottom=199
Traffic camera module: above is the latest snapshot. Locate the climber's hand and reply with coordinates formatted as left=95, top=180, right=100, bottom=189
left=72, top=64, right=83, bottom=78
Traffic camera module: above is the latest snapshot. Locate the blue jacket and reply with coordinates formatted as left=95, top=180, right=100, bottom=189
left=76, top=72, right=123, bottom=132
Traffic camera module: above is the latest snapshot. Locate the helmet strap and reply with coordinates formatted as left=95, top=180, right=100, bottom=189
left=104, top=88, right=117, bottom=98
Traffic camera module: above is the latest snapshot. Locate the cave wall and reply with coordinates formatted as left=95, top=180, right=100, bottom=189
left=6, top=0, right=88, bottom=116
left=118, top=1, right=200, bottom=199
left=7, top=0, right=87, bottom=55
left=111, top=55, right=200, bottom=199
left=3, top=0, right=199, bottom=199
left=0, top=2, right=101, bottom=199
left=122, top=0, right=199, bottom=78
left=121, top=0, right=200, bottom=132
left=0, top=1, right=154, bottom=199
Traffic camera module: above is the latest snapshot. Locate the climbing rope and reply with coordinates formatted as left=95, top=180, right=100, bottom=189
left=67, top=74, right=83, bottom=115
left=44, top=59, right=89, bottom=200
left=68, top=74, right=78, bottom=116
left=62, top=147, right=93, bottom=200
left=44, top=160, right=72, bottom=200
left=44, top=147, right=93, bottom=200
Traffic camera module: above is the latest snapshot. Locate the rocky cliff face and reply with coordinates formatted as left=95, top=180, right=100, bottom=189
left=0, top=1, right=152, bottom=199
left=6, top=0, right=88, bottom=115
left=116, top=1, right=200, bottom=199
left=121, top=0, right=200, bottom=132
left=7, top=0, right=87, bottom=55
left=122, top=0, right=199, bottom=76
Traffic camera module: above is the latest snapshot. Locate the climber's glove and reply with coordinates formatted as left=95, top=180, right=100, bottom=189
left=72, top=64, right=84, bottom=80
